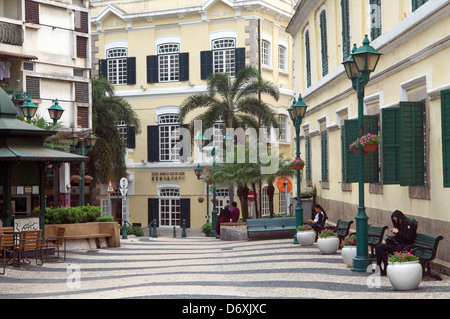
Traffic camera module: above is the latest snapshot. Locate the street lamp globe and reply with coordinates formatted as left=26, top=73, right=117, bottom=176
left=20, top=97, right=38, bottom=120
left=48, top=99, right=65, bottom=124
left=293, top=94, right=308, bottom=119
left=342, top=44, right=360, bottom=81
left=194, top=164, right=203, bottom=180
left=352, top=35, right=382, bottom=74
left=68, top=129, right=80, bottom=148
left=84, top=131, right=98, bottom=149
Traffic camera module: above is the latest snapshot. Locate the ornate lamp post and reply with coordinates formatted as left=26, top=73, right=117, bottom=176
left=288, top=95, right=309, bottom=244
left=69, top=129, right=98, bottom=206
left=342, top=35, right=382, bottom=272
left=20, top=97, right=38, bottom=120
left=47, top=99, right=65, bottom=124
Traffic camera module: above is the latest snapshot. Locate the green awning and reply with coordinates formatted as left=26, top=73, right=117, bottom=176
left=0, top=146, right=88, bottom=162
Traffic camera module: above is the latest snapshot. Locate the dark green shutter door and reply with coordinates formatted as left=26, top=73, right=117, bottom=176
left=305, top=31, right=311, bottom=88
left=400, top=101, right=425, bottom=186
left=305, top=135, right=311, bottom=181
left=126, top=57, right=136, bottom=85
left=343, top=119, right=359, bottom=183
left=321, top=131, right=328, bottom=182
left=382, top=107, right=401, bottom=184
left=148, top=198, right=159, bottom=227
left=99, top=59, right=107, bottom=78
left=441, top=90, right=450, bottom=187
left=235, top=47, right=246, bottom=75
left=147, top=125, right=160, bottom=162
left=147, top=55, right=158, bottom=83
left=179, top=53, right=189, bottom=81
left=319, top=10, right=328, bottom=77
left=127, top=127, right=136, bottom=149
left=363, top=115, right=380, bottom=184
left=200, top=50, right=213, bottom=79
left=180, top=198, right=191, bottom=228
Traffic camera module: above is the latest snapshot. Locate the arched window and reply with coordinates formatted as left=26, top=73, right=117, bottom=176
left=304, top=27, right=312, bottom=88
left=106, top=48, right=128, bottom=85
left=157, top=43, right=180, bottom=82
left=159, top=187, right=181, bottom=227
left=318, top=8, right=328, bottom=77
left=261, top=187, right=270, bottom=217
left=158, top=114, right=180, bottom=162
left=212, top=38, right=236, bottom=76
left=341, top=0, right=351, bottom=61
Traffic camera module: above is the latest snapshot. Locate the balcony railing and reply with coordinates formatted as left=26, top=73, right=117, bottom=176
left=4, top=89, right=33, bottom=101
left=0, top=21, right=23, bottom=46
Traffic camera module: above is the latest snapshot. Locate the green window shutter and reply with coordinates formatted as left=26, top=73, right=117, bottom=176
left=305, top=135, right=311, bottom=182
left=305, top=30, right=311, bottom=88
left=147, top=125, right=160, bottom=162
left=341, top=0, right=351, bottom=61
left=319, top=11, right=328, bottom=77
left=147, top=55, right=158, bottom=83
left=126, top=57, right=136, bottom=85
left=342, top=119, right=359, bottom=183
left=363, top=115, right=380, bottom=183
left=400, top=101, right=426, bottom=186
left=441, top=90, right=450, bottom=187
left=321, top=131, right=329, bottom=182
left=370, top=0, right=382, bottom=41
left=200, top=50, right=213, bottom=80
left=382, top=107, right=401, bottom=184
left=235, top=47, right=246, bottom=76
left=179, top=53, right=190, bottom=82
left=412, top=0, right=428, bottom=12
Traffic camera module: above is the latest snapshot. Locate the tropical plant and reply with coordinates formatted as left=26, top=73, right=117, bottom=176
left=179, top=66, right=280, bottom=133
left=388, top=251, right=419, bottom=263
left=201, top=222, right=212, bottom=237
left=90, top=76, right=142, bottom=183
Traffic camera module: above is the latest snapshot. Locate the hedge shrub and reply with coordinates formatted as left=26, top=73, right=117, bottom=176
left=44, top=205, right=104, bottom=224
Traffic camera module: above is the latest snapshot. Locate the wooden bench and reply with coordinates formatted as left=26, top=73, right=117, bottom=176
left=247, top=217, right=297, bottom=240
left=325, top=219, right=353, bottom=243
left=0, top=227, right=14, bottom=234
left=404, top=233, right=444, bottom=280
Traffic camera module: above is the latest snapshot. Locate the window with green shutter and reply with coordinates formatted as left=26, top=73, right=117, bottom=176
left=441, top=90, right=450, bottom=187
left=400, top=101, right=426, bottom=186
left=370, top=0, right=382, bottom=41
left=321, top=131, right=329, bottom=182
left=341, top=116, right=380, bottom=184
left=341, top=0, right=351, bottom=61
left=382, top=107, right=401, bottom=184
left=412, top=0, right=428, bottom=12
left=319, top=10, right=328, bottom=77
left=305, top=30, right=312, bottom=88
left=305, top=135, right=311, bottom=182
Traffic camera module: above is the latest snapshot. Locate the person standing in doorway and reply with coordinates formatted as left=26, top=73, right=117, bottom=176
left=230, top=202, right=240, bottom=222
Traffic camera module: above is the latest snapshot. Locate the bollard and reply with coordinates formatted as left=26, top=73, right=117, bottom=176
left=173, top=226, right=176, bottom=238
left=152, top=219, right=158, bottom=238
left=181, top=219, right=187, bottom=238
left=122, top=221, right=128, bottom=239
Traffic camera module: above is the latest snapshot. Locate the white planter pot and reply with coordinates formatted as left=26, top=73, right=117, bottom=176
left=296, top=231, right=316, bottom=246
left=317, top=237, right=340, bottom=255
left=341, top=246, right=357, bottom=267
left=387, top=261, right=422, bottom=291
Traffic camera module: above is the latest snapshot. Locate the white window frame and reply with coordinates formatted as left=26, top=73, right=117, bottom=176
left=106, top=47, right=127, bottom=85
left=212, top=38, right=236, bottom=76
left=261, top=186, right=270, bottom=217
left=158, top=114, right=181, bottom=162
left=278, top=45, right=287, bottom=72
left=278, top=114, right=287, bottom=142
left=159, top=187, right=181, bottom=227
left=158, top=43, right=180, bottom=82
left=261, top=40, right=271, bottom=68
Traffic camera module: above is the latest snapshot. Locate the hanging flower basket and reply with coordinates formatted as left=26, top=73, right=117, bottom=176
left=71, top=175, right=82, bottom=183
left=84, top=175, right=93, bottom=184
left=204, top=176, right=213, bottom=185
left=350, top=133, right=381, bottom=156
left=198, top=197, right=205, bottom=203
left=290, top=158, right=305, bottom=170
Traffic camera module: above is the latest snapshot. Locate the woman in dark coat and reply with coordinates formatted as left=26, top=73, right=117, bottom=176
left=375, top=210, right=417, bottom=275
left=215, top=205, right=231, bottom=238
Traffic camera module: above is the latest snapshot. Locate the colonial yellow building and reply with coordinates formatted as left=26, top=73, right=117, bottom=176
left=90, top=0, right=297, bottom=230
left=287, top=0, right=450, bottom=262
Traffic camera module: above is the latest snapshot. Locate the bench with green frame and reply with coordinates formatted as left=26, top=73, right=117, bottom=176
left=247, top=217, right=297, bottom=240
left=324, top=219, right=353, bottom=244
left=405, top=233, right=444, bottom=280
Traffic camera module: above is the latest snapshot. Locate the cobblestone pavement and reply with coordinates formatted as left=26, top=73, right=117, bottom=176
left=0, top=236, right=449, bottom=299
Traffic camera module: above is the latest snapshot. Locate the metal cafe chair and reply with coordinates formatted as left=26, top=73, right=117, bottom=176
left=44, top=227, right=66, bottom=262
left=18, top=230, right=44, bottom=266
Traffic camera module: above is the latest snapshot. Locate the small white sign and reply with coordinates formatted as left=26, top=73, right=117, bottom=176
left=120, top=188, right=128, bottom=197
left=120, top=177, right=128, bottom=189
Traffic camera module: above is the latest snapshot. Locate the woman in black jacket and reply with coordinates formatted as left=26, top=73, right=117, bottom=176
left=375, top=210, right=417, bottom=275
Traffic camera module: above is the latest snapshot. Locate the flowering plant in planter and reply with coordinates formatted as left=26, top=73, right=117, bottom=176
left=71, top=175, right=82, bottom=181
left=349, top=133, right=381, bottom=150
left=290, top=158, right=305, bottom=170
left=84, top=175, right=93, bottom=181
left=203, top=176, right=213, bottom=185
left=297, top=224, right=313, bottom=232
left=318, top=229, right=337, bottom=238
left=341, top=234, right=357, bottom=248
left=198, top=197, right=205, bottom=203
left=388, top=251, right=418, bottom=263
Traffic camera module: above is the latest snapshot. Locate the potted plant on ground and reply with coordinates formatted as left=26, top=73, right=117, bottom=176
left=350, top=133, right=381, bottom=156
left=387, top=251, right=422, bottom=291
left=71, top=175, right=82, bottom=184
left=84, top=175, right=93, bottom=184
left=317, top=229, right=340, bottom=254
left=290, top=157, right=305, bottom=170
left=340, top=234, right=357, bottom=267
left=296, top=224, right=316, bottom=246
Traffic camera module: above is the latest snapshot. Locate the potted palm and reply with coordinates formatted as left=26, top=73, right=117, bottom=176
left=340, top=234, right=357, bottom=267
left=296, top=224, right=316, bottom=246
left=317, top=229, right=340, bottom=254
left=387, top=251, right=422, bottom=291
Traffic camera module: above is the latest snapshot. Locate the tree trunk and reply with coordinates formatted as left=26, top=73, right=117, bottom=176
left=237, top=185, right=250, bottom=221
left=267, top=183, right=275, bottom=218
left=251, top=182, right=259, bottom=219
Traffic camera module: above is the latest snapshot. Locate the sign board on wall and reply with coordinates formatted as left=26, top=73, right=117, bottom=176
left=14, top=218, right=40, bottom=232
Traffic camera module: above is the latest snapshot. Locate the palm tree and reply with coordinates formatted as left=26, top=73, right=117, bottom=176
left=90, top=76, right=142, bottom=183
left=179, top=66, right=280, bottom=132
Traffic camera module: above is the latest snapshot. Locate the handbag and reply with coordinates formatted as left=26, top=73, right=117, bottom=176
left=385, top=235, right=399, bottom=246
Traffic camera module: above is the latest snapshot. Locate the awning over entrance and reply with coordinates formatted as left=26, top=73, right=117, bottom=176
left=0, top=146, right=88, bottom=162
left=0, top=50, right=38, bottom=61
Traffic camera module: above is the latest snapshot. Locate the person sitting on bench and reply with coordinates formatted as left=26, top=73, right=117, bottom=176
left=306, top=204, right=327, bottom=233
